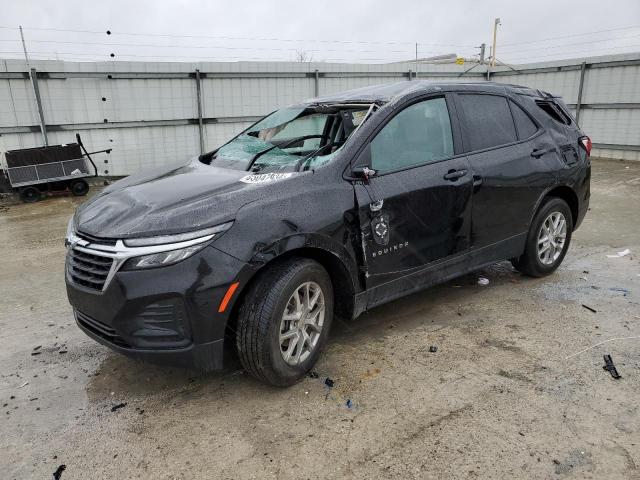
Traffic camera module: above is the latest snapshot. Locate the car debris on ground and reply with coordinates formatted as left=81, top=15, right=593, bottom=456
left=52, top=464, right=66, bottom=480
left=606, top=248, right=631, bottom=258
left=602, top=355, right=621, bottom=379
left=110, top=402, right=127, bottom=412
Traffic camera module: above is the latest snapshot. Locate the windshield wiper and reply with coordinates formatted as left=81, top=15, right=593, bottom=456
left=245, top=135, right=327, bottom=172
left=245, top=145, right=279, bottom=172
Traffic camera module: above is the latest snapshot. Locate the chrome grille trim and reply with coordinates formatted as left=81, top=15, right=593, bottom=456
left=65, top=231, right=216, bottom=293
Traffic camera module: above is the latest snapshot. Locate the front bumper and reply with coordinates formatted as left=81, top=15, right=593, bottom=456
left=66, top=244, right=248, bottom=371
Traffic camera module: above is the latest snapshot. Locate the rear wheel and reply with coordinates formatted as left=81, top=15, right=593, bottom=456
left=512, top=197, right=573, bottom=277
left=236, top=258, right=333, bottom=386
left=70, top=179, right=89, bottom=196
left=19, top=186, right=41, bottom=203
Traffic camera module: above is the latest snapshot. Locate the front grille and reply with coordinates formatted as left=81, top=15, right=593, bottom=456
left=75, top=311, right=129, bottom=348
left=76, top=231, right=118, bottom=246
left=68, top=249, right=114, bottom=291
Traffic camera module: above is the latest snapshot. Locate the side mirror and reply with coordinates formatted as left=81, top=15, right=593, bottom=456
left=351, top=144, right=375, bottom=180
left=351, top=166, right=377, bottom=181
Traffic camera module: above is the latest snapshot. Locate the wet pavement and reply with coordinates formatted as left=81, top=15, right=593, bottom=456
left=1, top=158, right=639, bottom=479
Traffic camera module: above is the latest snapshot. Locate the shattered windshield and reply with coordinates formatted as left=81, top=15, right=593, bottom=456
left=207, top=105, right=371, bottom=174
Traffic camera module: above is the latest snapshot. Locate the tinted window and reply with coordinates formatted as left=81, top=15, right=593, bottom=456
left=457, top=94, right=517, bottom=151
left=371, top=97, right=453, bottom=173
left=510, top=101, right=538, bottom=140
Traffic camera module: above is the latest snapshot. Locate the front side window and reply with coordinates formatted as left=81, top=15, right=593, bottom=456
left=457, top=94, right=517, bottom=151
left=370, top=97, right=454, bottom=174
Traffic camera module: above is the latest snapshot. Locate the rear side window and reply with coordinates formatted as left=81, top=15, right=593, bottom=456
left=509, top=101, right=538, bottom=140
left=535, top=100, right=572, bottom=125
left=457, top=94, right=517, bottom=151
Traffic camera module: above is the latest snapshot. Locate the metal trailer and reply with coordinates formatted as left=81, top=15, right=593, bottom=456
left=3, top=134, right=111, bottom=203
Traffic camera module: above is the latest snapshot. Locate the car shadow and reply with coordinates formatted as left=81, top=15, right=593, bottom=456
left=86, top=261, right=525, bottom=400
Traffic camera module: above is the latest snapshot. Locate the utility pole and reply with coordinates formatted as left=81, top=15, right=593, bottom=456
left=479, top=43, right=486, bottom=64
left=19, top=26, right=48, bottom=146
left=490, top=18, right=501, bottom=67
left=414, top=42, right=418, bottom=79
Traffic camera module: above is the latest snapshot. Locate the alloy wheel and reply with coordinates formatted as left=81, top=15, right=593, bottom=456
left=537, top=211, right=567, bottom=265
left=279, top=281, right=325, bottom=365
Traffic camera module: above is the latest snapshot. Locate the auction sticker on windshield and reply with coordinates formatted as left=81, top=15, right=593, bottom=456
left=239, top=172, right=296, bottom=184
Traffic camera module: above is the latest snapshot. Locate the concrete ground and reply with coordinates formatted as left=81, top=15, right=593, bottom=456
left=1, top=158, right=639, bottom=480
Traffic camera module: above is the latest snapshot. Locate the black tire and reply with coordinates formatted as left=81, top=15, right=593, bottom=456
left=236, top=258, right=334, bottom=387
left=70, top=179, right=89, bottom=196
left=512, top=197, right=573, bottom=277
left=19, top=186, right=41, bottom=203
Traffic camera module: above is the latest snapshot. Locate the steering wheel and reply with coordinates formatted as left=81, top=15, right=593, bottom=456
left=276, top=135, right=329, bottom=149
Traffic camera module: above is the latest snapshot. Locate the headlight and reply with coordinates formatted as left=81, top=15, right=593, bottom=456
left=123, top=244, right=206, bottom=270
left=121, top=222, right=233, bottom=270
left=123, top=222, right=233, bottom=247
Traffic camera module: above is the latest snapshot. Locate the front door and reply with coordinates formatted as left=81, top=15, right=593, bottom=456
left=354, top=96, right=473, bottom=290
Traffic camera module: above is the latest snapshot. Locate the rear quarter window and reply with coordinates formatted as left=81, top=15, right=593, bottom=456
left=509, top=101, right=538, bottom=140
left=457, top=94, right=517, bottom=151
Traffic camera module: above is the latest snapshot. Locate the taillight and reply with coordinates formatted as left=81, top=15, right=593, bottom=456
left=580, top=136, right=592, bottom=155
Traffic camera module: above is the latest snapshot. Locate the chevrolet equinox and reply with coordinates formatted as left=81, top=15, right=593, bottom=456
left=65, top=81, right=591, bottom=386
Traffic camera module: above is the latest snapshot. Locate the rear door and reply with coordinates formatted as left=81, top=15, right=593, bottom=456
left=354, top=95, right=472, bottom=289
left=454, top=93, right=555, bottom=250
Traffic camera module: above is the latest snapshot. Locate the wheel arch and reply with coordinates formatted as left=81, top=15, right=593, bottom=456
left=533, top=185, right=579, bottom=230
left=225, top=241, right=360, bottom=342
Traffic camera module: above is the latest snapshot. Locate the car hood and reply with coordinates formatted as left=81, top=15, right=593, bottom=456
left=75, top=158, right=296, bottom=239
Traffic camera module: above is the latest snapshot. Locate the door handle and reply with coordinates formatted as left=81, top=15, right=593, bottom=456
left=531, top=147, right=555, bottom=158
left=443, top=169, right=468, bottom=181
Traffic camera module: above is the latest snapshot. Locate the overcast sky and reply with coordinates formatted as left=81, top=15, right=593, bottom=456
left=2, top=0, right=640, bottom=64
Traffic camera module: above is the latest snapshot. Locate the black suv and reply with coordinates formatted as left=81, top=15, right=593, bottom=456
left=65, top=81, right=591, bottom=386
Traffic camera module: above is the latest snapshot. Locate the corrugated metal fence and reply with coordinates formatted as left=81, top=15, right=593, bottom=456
left=1, top=52, right=639, bottom=176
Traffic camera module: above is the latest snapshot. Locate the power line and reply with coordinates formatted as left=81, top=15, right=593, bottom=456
left=501, top=43, right=640, bottom=62
left=0, top=50, right=431, bottom=63
left=1, top=23, right=639, bottom=65
left=0, top=38, right=467, bottom=56
left=500, top=24, right=640, bottom=48
left=0, top=25, right=475, bottom=48
left=501, top=32, right=640, bottom=55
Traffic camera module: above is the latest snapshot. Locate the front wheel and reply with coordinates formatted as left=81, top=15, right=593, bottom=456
left=512, top=197, right=573, bottom=277
left=236, top=258, right=333, bottom=386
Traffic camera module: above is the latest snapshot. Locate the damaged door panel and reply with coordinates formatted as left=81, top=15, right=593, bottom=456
left=353, top=95, right=472, bottom=291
